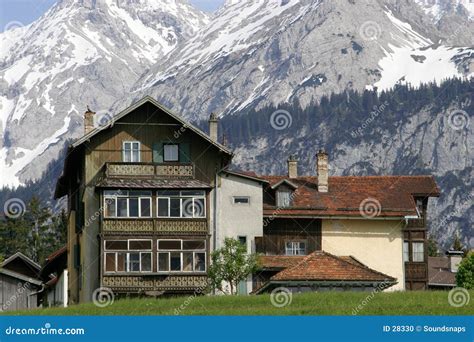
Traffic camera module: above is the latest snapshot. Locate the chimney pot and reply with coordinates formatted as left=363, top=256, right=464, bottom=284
left=317, top=149, right=329, bottom=192
left=209, top=112, right=219, bottom=141
left=84, top=107, right=95, bottom=134
left=287, top=155, right=298, bottom=178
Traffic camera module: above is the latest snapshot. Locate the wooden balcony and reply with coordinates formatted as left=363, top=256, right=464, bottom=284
left=102, top=218, right=208, bottom=235
left=102, top=275, right=209, bottom=293
left=405, top=218, right=425, bottom=228
left=405, top=262, right=427, bottom=280
left=105, top=162, right=194, bottom=178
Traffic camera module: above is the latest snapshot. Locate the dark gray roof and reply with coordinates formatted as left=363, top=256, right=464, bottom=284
left=428, top=256, right=456, bottom=286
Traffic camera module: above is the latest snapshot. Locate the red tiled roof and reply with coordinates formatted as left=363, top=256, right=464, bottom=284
left=260, top=175, right=439, bottom=218
left=259, top=255, right=306, bottom=269
left=270, top=251, right=396, bottom=282
left=45, top=246, right=67, bottom=262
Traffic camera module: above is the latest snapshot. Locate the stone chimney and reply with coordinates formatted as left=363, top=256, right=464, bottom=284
left=446, top=250, right=463, bottom=273
left=209, top=112, right=218, bottom=141
left=317, top=149, right=329, bottom=193
left=287, top=155, right=298, bottom=178
left=84, top=106, right=95, bottom=134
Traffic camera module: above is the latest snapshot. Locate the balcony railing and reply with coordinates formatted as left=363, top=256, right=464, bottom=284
left=101, top=275, right=209, bottom=292
left=105, top=162, right=194, bottom=178
left=102, top=218, right=208, bottom=235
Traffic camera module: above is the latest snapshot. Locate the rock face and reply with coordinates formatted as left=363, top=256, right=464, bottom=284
left=128, top=0, right=473, bottom=121
left=0, top=0, right=209, bottom=186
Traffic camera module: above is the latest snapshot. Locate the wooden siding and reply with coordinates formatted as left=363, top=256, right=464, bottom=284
left=0, top=275, right=40, bottom=311
left=262, top=218, right=322, bottom=255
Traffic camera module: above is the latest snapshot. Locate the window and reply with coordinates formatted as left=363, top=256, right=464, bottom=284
left=403, top=242, right=409, bottom=262
left=163, top=144, right=179, bottom=162
left=238, top=236, right=247, bottom=252
left=157, top=239, right=206, bottom=273
left=104, top=190, right=152, bottom=218
left=157, top=190, right=206, bottom=218
left=123, top=141, right=140, bottom=162
left=285, top=241, right=306, bottom=256
left=412, top=242, right=424, bottom=262
left=104, top=239, right=152, bottom=273
left=277, top=190, right=291, bottom=207
left=233, top=196, right=250, bottom=205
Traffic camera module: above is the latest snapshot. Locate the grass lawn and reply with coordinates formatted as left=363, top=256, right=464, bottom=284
left=6, top=290, right=473, bottom=316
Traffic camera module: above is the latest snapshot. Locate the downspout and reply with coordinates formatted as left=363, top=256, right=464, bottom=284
left=213, top=173, right=218, bottom=251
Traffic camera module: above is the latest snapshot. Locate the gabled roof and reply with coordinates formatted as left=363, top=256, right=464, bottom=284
left=428, top=256, right=456, bottom=287
left=260, top=175, right=440, bottom=218
left=220, top=169, right=269, bottom=184
left=0, top=268, right=42, bottom=286
left=270, top=179, right=298, bottom=190
left=72, top=96, right=232, bottom=155
left=2, top=252, right=41, bottom=272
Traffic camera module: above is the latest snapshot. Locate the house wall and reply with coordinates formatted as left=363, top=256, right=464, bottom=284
left=216, top=173, right=263, bottom=293
left=47, top=270, right=68, bottom=307
left=321, top=219, right=405, bottom=291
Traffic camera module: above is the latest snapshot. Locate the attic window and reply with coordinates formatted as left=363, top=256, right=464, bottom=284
left=276, top=190, right=292, bottom=208
left=163, top=144, right=179, bottom=162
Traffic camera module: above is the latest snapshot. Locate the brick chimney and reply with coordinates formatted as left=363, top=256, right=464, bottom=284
left=209, top=112, right=218, bottom=141
left=317, top=149, right=329, bottom=193
left=287, top=155, right=298, bottom=178
left=84, top=106, right=95, bottom=134
left=446, top=250, right=463, bottom=273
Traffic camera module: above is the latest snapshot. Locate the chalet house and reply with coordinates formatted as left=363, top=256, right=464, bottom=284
left=0, top=252, right=42, bottom=311
left=55, top=96, right=440, bottom=303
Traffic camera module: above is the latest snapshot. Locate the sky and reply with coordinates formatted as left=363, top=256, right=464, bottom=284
left=0, top=0, right=225, bottom=32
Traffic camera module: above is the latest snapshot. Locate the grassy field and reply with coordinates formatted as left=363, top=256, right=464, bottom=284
left=6, top=290, right=473, bottom=316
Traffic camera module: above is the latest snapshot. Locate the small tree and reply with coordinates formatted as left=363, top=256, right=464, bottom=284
left=427, top=234, right=439, bottom=257
left=208, top=237, right=259, bottom=295
left=456, top=253, right=474, bottom=289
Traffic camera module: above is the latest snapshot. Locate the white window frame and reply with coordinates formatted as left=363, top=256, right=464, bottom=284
left=103, top=239, right=152, bottom=274
left=156, top=191, right=206, bottom=219
left=285, top=241, right=306, bottom=256
left=403, top=241, right=409, bottom=263
left=156, top=239, right=206, bottom=273
left=233, top=196, right=250, bottom=205
left=103, top=190, right=152, bottom=218
left=163, top=143, right=179, bottom=162
left=277, top=190, right=292, bottom=208
left=122, top=141, right=141, bottom=163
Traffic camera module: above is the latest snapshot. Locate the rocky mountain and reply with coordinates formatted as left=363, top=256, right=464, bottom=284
left=0, top=0, right=209, bottom=187
left=129, top=0, right=473, bottom=121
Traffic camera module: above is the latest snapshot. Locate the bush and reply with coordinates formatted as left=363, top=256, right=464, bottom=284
left=456, top=253, right=474, bottom=289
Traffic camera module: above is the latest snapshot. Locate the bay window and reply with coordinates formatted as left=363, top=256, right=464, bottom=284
left=157, top=239, right=206, bottom=273
left=412, top=242, right=425, bottom=262
left=104, top=239, right=152, bottom=273
left=157, top=190, right=206, bottom=218
left=104, top=190, right=152, bottom=218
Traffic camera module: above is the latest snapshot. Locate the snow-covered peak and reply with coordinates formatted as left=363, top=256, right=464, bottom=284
left=413, top=0, right=474, bottom=22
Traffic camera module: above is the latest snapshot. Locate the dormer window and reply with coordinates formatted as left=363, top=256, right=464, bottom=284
left=123, top=141, right=140, bottom=162
left=277, top=190, right=292, bottom=208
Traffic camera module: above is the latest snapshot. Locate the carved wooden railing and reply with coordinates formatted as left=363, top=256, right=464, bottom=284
left=105, top=162, right=194, bottom=178
left=405, top=263, right=427, bottom=280
left=102, top=275, right=209, bottom=292
left=102, top=218, right=208, bottom=235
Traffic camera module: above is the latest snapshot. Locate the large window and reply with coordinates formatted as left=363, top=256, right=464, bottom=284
left=412, top=242, right=425, bottom=262
left=157, top=239, right=206, bottom=273
left=122, top=141, right=140, bottom=162
left=104, top=190, right=152, bottom=218
left=104, top=239, right=152, bottom=273
left=285, top=241, right=306, bottom=256
left=157, top=190, right=206, bottom=218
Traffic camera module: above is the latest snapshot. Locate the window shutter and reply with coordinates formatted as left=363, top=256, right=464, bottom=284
left=153, top=142, right=164, bottom=163
left=179, top=143, right=191, bottom=163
